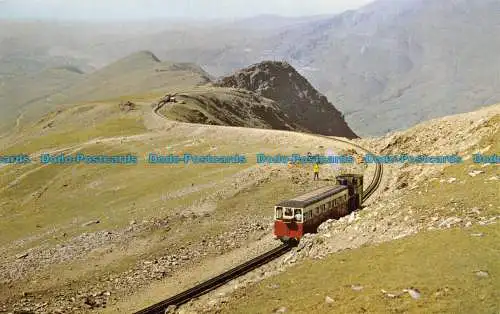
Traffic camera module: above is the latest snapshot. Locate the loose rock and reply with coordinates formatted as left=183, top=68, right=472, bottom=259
left=475, top=270, right=489, bottom=278
left=82, top=220, right=100, bottom=227
left=16, top=252, right=29, bottom=259
left=470, top=233, right=484, bottom=237
left=381, top=289, right=404, bottom=298
left=468, top=170, right=484, bottom=177
left=351, top=284, right=364, bottom=291
left=404, top=288, right=421, bottom=300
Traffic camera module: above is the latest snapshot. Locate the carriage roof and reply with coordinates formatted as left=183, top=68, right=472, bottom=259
left=276, top=185, right=347, bottom=208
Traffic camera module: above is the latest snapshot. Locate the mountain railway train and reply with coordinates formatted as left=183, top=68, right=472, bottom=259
left=274, top=174, right=363, bottom=243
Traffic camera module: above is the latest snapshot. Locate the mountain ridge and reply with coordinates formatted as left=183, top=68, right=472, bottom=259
left=214, top=61, right=357, bottom=138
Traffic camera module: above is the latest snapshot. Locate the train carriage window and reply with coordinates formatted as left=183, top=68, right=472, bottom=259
left=285, top=208, right=293, bottom=217
left=321, top=204, right=326, bottom=212
left=275, top=207, right=283, bottom=219
left=315, top=207, right=320, bottom=214
left=294, top=209, right=303, bottom=222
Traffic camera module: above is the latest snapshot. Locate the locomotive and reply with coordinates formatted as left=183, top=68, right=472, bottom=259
left=274, top=174, right=363, bottom=243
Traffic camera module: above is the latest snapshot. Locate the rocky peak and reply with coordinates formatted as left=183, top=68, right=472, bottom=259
left=215, top=61, right=358, bottom=138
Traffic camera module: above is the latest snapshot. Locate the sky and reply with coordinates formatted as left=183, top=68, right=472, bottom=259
left=0, top=0, right=375, bottom=20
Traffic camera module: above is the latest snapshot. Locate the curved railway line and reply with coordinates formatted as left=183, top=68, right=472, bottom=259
left=136, top=103, right=384, bottom=314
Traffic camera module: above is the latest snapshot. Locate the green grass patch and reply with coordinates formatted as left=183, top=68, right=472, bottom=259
left=221, top=224, right=500, bottom=314
left=215, top=177, right=313, bottom=218
left=161, top=103, right=216, bottom=125
left=85, top=90, right=166, bottom=104
left=3, top=116, right=146, bottom=154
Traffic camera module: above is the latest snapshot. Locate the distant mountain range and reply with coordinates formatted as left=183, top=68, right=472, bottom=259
left=1, top=0, right=499, bottom=136
left=160, top=0, right=500, bottom=135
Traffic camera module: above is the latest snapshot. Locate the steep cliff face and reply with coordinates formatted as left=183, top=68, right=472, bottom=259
left=215, top=61, right=358, bottom=139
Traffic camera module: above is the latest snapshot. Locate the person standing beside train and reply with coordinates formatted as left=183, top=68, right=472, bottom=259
left=313, top=162, right=320, bottom=180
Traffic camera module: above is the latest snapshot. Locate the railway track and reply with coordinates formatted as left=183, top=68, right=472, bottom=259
left=136, top=105, right=383, bottom=314
left=354, top=141, right=383, bottom=201
left=134, top=245, right=292, bottom=314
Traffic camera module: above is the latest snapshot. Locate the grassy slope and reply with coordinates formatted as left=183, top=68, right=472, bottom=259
left=57, top=52, right=210, bottom=104
left=220, top=118, right=500, bottom=314
left=221, top=224, right=499, bottom=314
left=0, top=67, right=83, bottom=134
left=0, top=98, right=365, bottom=308
left=0, top=51, right=209, bottom=134
left=0, top=103, right=148, bottom=245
